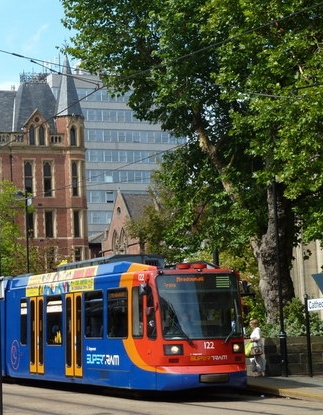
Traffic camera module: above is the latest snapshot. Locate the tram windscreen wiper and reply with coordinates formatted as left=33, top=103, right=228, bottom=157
left=177, top=327, right=195, bottom=346
left=224, top=326, right=235, bottom=344
left=163, top=301, right=195, bottom=346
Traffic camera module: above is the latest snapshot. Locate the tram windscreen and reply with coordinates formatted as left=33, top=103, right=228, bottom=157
left=157, top=272, right=243, bottom=340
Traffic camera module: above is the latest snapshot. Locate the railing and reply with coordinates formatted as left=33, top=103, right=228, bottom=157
left=0, top=132, right=64, bottom=146
left=0, top=132, right=24, bottom=145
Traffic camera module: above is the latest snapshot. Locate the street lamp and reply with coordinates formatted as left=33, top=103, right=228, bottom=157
left=272, top=180, right=288, bottom=377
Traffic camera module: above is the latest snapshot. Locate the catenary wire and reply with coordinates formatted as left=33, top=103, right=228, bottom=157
left=1, top=1, right=323, bottom=97
left=2, top=1, right=323, bottom=197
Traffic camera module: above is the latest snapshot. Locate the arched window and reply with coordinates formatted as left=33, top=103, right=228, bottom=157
left=72, top=162, right=78, bottom=196
left=45, top=211, right=54, bottom=237
left=29, top=125, right=35, bottom=145
left=24, top=161, right=33, bottom=193
left=73, top=210, right=80, bottom=237
left=119, top=228, right=127, bottom=254
left=74, top=247, right=82, bottom=262
left=112, top=230, right=119, bottom=254
left=39, top=125, right=45, bottom=145
left=70, top=126, right=77, bottom=146
left=43, top=162, right=52, bottom=197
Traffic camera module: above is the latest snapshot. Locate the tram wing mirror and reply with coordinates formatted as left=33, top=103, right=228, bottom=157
left=240, top=280, right=255, bottom=298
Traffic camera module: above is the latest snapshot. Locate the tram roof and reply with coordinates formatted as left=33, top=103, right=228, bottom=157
left=7, top=260, right=157, bottom=294
left=57, top=254, right=165, bottom=270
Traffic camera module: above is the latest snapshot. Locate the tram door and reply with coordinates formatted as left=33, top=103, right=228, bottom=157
left=29, top=297, right=45, bottom=374
left=65, top=293, right=83, bottom=377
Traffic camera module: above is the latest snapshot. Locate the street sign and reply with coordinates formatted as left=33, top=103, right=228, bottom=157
left=307, top=297, right=323, bottom=312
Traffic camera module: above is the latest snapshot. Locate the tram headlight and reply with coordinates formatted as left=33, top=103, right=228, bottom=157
left=232, top=342, right=244, bottom=353
left=163, top=344, right=184, bottom=356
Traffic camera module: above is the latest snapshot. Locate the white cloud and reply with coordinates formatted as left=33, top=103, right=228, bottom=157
left=22, top=24, right=49, bottom=52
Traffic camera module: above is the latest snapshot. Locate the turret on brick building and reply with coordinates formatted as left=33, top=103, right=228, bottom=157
left=0, top=56, right=88, bottom=270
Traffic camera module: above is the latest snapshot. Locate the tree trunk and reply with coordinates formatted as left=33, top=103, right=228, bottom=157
left=251, top=182, right=295, bottom=323
left=196, top=121, right=295, bottom=322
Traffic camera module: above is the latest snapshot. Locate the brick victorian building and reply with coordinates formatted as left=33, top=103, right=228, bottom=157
left=0, top=57, right=88, bottom=270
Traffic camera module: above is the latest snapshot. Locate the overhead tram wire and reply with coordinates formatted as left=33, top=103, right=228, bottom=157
left=0, top=49, right=102, bottom=89
left=0, top=5, right=321, bottom=107
left=0, top=53, right=187, bottom=199
left=1, top=1, right=323, bottom=99
left=1, top=50, right=187, bottom=199
left=0, top=55, right=105, bottom=199
left=48, top=140, right=187, bottom=196
left=3, top=1, right=323, bottom=195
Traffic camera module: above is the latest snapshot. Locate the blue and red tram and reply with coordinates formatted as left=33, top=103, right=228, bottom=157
left=0, top=257, right=247, bottom=391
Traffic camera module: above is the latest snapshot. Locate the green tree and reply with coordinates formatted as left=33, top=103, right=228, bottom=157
left=124, top=213, right=152, bottom=255
left=61, top=1, right=323, bottom=322
left=0, top=181, right=27, bottom=275
left=0, top=181, right=72, bottom=276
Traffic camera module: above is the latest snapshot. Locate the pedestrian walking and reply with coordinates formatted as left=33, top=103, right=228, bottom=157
left=249, top=319, right=266, bottom=376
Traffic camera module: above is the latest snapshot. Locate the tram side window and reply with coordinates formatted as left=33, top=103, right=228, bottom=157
left=108, top=288, right=128, bottom=338
left=20, top=300, right=27, bottom=345
left=85, top=290, right=103, bottom=338
left=46, top=296, right=62, bottom=344
left=132, top=287, right=143, bottom=338
left=146, top=286, right=157, bottom=339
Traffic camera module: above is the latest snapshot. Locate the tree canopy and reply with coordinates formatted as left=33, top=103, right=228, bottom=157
left=0, top=181, right=28, bottom=275
left=61, top=0, right=323, bottom=322
left=0, top=181, right=66, bottom=276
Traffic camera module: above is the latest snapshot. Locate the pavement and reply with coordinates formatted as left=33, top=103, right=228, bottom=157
left=247, top=375, right=323, bottom=402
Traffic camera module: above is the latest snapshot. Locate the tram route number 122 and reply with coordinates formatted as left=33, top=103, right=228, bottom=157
left=204, top=341, right=215, bottom=349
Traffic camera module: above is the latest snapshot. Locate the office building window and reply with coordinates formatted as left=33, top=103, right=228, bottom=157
left=84, top=128, right=184, bottom=144
left=88, top=211, right=111, bottom=225
left=87, top=190, right=103, bottom=203
left=106, top=191, right=114, bottom=203
left=86, top=149, right=161, bottom=163
left=86, top=169, right=151, bottom=184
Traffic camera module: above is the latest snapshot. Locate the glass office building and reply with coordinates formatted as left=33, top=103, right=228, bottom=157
left=47, top=70, right=185, bottom=237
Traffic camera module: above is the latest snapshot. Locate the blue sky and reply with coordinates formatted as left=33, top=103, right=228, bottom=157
left=0, top=0, right=74, bottom=90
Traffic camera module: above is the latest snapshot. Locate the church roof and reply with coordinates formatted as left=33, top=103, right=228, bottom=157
left=122, top=193, right=154, bottom=219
